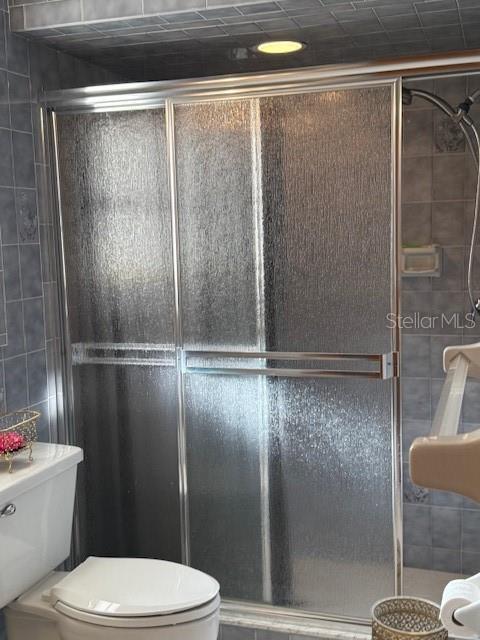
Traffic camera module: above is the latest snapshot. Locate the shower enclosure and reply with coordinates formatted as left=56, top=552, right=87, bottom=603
left=46, top=71, right=401, bottom=623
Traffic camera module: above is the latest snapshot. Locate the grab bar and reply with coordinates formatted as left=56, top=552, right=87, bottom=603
left=431, top=353, right=470, bottom=438
left=425, top=340, right=480, bottom=439
left=410, top=340, right=480, bottom=502
left=183, top=351, right=398, bottom=380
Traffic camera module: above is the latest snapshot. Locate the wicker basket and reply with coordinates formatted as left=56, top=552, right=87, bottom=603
left=372, top=597, right=448, bottom=640
left=0, top=410, right=39, bottom=473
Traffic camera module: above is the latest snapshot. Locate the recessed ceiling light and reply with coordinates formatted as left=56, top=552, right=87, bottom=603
left=255, top=40, right=306, bottom=55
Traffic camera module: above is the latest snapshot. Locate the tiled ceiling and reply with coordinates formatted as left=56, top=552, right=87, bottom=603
left=10, top=0, right=480, bottom=81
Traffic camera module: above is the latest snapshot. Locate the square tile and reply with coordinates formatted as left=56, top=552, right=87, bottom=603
left=433, top=156, right=465, bottom=201
left=6, top=30, right=28, bottom=76
left=30, top=398, right=49, bottom=442
left=3, top=300, right=24, bottom=358
left=8, top=71, right=31, bottom=132
left=404, top=544, right=433, bottom=570
left=3, top=245, right=21, bottom=301
left=15, top=188, right=37, bottom=243
left=402, top=335, right=431, bottom=377
left=12, top=131, right=35, bottom=188
left=432, top=201, right=464, bottom=245
left=0, top=129, right=14, bottom=187
left=462, top=551, right=480, bottom=575
left=27, top=348, right=47, bottom=405
left=404, top=503, right=432, bottom=546
left=4, top=353, right=27, bottom=411
left=0, top=69, right=10, bottom=129
left=419, top=10, right=459, bottom=28
left=403, top=109, right=433, bottom=157
left=432, top=547, right=461, bottom=572
left=432, top=506, right=461, bottom=549
left=432, top=247, right=464, bottom=292
left=19, top=244, right=42, bottom=298
left=402, top=157, right=432, bottom=202
left=23, top=296, right=44, bottom=351
left=402, top=377, right=431, bottom=421
left=462, top=510, right=480, bottom=552
left=0, top=187, right=17, bottom=244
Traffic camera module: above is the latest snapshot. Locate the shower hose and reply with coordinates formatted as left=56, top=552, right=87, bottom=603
left=403, top=86, right=480, bottom=316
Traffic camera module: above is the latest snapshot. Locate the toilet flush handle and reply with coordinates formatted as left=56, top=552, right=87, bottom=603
left=0, top=503, right=16, bottom=518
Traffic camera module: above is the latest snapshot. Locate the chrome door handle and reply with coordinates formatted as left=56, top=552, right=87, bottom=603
left=0, top=503, right=16, bottom=518
left=184, top=351, right=399, bottom=380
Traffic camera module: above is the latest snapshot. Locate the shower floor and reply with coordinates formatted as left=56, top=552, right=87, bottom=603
left=404, top=567, right=466, bottom=603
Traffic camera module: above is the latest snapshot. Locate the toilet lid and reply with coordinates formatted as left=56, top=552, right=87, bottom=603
left=50, top=557, right=220, bottom=617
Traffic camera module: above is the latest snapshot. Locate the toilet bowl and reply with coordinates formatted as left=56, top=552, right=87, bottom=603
left=0, top=443, right=220, bottom=640
left=6, top=557, right=220, bottom=640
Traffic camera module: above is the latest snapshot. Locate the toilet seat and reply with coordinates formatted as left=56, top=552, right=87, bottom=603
left=48, top=557, right=220, bottom=628
left=54, top=595, right=221, bottom=629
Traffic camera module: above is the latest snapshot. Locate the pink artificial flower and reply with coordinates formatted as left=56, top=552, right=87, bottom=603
left=0, top=432, right=26, bottom=454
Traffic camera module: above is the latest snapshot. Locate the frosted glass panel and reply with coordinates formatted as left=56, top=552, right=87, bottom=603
left=175, top=101, right=260, bottom=350
left=56, top=110, right=174, bottom=345
left=267, top=376, right=393, bottom=617
left=74, top=363, right=181, bottom=563
left=185, top=374, right=263, bottom=601
left=185, top=372, right=393, bottom=617
left=260, top=88, right=392, bottom=353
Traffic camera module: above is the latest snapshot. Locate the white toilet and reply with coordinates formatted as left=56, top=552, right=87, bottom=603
left=1, top=443, right=220, bottom=639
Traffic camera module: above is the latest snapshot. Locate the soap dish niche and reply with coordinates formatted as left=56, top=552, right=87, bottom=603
left=401, top=245, right=442, bottom=278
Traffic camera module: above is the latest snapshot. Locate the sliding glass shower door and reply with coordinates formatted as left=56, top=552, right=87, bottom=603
left=55, top=109, right=182, bottom=563
left=52, top=77, right=399, bottom=623
left=174, top=85, right=397, bottom=618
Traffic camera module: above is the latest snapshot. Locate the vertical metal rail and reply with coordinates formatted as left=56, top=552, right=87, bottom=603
left=48, top=109, right=81, bottom=566
left=251, top=98, right=273, bottom=603
left=165, top=99, right=191, bottom=566
left=391, top=78, right=403, bottom=596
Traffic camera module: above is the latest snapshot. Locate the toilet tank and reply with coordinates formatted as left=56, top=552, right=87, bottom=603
left=0, top=443, right=83, bottom=608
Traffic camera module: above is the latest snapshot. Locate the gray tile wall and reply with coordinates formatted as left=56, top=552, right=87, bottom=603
left=0, top=1, right=120, bottom=449
left=402, top=73, right=480, bottom=575
left=0, top=4, right=120, bottom=637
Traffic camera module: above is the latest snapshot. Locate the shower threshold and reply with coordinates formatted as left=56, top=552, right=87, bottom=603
left=220, top=569, right=467, bottom=639
left=220, top=602, right=370, bottom=640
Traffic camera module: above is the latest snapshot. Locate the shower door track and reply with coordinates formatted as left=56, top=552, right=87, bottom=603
left=43, top=59, right=435, bottom=628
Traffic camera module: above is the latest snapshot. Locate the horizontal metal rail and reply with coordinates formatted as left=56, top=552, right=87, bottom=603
left=43, top=51, right=480, bottom=113
left=184, top=350, right=396, bottom=379
left=184, top=350, right=387, bottom=361
left=71, top=344, right=397, bottom=379
left=71, top=342, right=175, bottom=367
left=184, top=367, right=386, bottom=379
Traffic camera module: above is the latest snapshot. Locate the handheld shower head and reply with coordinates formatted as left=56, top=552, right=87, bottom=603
left=453, top=88, right=480, bottom=126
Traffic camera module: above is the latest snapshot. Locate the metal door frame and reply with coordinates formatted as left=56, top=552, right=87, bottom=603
left=42, top=51, right=480, bottom=629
